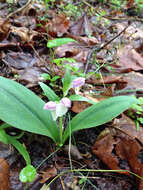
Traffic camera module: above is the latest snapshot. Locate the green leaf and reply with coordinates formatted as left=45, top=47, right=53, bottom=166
left=7, top=135, right=31, bottom=165
left=51, top=76, right=60, bottom=82
left=0, top=77, right=59, bottom=143
left=63, top=96, right=138, bottom=142
left=47, top=38, right=76, bottom=48
left=0, top=129, right=8, bottom=144
left=69, top=95, right=96, bottom=105
left=39, top=82, right=60, bottom=101
left=41, top=73, right=51, bottom=80
left=19, top=165, right=36, bottom=183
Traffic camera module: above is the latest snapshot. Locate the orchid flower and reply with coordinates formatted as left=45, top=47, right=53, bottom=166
left=72, top=77, right=85, bottom=94
left=44, top=97, right=71, bottom=120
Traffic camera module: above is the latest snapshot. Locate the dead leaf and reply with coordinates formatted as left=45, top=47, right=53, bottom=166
left=113, top=114, right=143, bottom=145
left=71, top=101, right=90, bottom=113
left=10, top=26, right=39, bottom=43
left=48, top=13, right=69, bottom=37
left=118, top=45, right=143, bottom=71
left=91, top=129, right=119, bottom=170
left=0, top=19, right=10, bottom=41
left=0, top=158, right=10, bottom=190
left=55, top=42, right=89, bottom=66
left=3, top=52, right=39, bottom=69
left=122, top=71, right=143, bottom=91
left=70, top=14, right=94, bottom=36
left=40, top=167, right=57, bottom=183
left=115, top=137, right=143, bottom=189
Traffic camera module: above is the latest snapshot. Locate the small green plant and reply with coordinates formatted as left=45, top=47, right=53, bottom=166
left=41, top=73, right=60, bottom=87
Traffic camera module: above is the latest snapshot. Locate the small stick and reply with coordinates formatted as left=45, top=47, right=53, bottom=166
left=84, top=24, right=129, bottom=74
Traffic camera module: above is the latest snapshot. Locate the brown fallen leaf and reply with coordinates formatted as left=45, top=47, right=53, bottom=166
left=122, top=71, right=143, bottom=91
left=0, top=19, right=10, bottom=42
left=113, top=114, right=143, bottom=145
left=115, top=137, right=143, bottom=190
left=10, top=26, right=39, bottom=43
left=0, top=158, right=10, bottom=190
left=71, top=101, right=90, bottom=113
left=91, top=129, right=119, bottom=170
left=48, top=13, right=69, bottom=37
left=55, top=42, right=89, bottom=67
left=118, top=45, right=143, bottom=71
left=70, top=14, right=94, bottom=36
left=40, top=166, right=57, bottom=183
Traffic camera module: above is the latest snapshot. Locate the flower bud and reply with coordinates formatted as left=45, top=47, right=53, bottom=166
left=44, top=101, right=57, bottom=110
left=72, top=77, right=85, bottom=88
left=61, top=97, right=71, bottom=108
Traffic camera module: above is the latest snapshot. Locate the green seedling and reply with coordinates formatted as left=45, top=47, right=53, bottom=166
left=41, top=73, right=60, bottom=87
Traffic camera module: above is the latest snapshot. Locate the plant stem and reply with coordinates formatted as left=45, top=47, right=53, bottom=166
left=59, top=117, right=63, bottom=145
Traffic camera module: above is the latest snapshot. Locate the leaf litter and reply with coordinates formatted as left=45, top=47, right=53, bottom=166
left=0, top=0, right=143, bottom=189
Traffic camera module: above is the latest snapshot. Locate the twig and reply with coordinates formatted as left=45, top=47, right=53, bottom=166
left=6, top=0, right=32, bottom=20
left=84, top=24, right=129, bottom=74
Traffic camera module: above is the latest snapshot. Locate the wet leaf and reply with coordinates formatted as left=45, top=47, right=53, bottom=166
left=91, top=129, right=119, bottom=170
left=0, top=158, right=10, bottom=190
left=118, top=45, right=143, bottom=71
left=70, top=14, right=94, bottom=36
left=113, top=114, right=143, bottom=145
left=48, top=13, right=70, bottom=37
left=19, top=165, right=36, bottom=183
left=0, top=19, right=10, bottom=41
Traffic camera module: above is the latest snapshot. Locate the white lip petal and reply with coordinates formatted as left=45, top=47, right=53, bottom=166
left=56, top=103, right=68, bottom=117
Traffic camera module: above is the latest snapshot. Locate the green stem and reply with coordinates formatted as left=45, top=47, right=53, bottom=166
left=59, top=117, right=63, bottom=146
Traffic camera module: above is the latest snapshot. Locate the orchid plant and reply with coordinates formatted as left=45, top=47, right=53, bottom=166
left=0, top=37, right=139, bottom=183
left=0, top=71, right=139, bottom=182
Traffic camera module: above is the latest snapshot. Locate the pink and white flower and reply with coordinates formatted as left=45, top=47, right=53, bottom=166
left=44, top=98, right=71, bottom=120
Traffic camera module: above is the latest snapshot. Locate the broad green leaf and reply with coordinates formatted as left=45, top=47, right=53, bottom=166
left=69, top=95, right=96, bottom=105
left=39, top=82, right=60, bottom=101
left=19, top=165, right=36, bottom=183
left=0, top=77, right=59, bottom=143
left=7, top=135, right=31, bottom=165
left=47, top=38, right=76, bottom=48
left=63, top=96, right=138, bottom=142
left=0, top=129, right=8, bottom=144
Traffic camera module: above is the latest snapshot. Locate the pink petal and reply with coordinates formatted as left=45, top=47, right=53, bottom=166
left=61, top=97, right=71, bottom=108
left=72, top=77, right=85, bottom=88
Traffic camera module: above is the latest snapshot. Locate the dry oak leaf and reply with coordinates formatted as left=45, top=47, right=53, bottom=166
left=48, top=13, right=69, bottom=37
left=113, top=114, right=143, bottom=145
left=115, top=138, right=143, bottom=190
left=10, top=26, right=39, bottom=43
left=0, top=19, right=10, bottom=41
left=70, top=14, right=94, bottom=36
left=91, top=129, right=119, bottom=170
left=0, top=158, right=10, bottom=190
left=118, top=45, right=143, bottom=71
